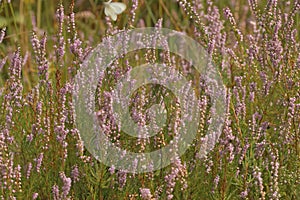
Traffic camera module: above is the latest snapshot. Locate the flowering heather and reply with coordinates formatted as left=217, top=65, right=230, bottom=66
left=0, top=0, right=300, bottom=199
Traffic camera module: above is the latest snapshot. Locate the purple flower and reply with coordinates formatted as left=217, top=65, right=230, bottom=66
left=253, top=167, right=265, bottom=199
left=55, top=4, right=65, bottom=61
left=60, top=172, right=72, bottom=199
left=71, top=165, right=80, bottom=183
left=140, top=188, right=152, bottom=200
left=52, top=185, right=60, bottom=200
left=26, top=162, right=32, bottom=179
left=32, top=193, right=38, bottom=200
left=31, top=32, right=49, bottom=79
left=240, top=189, right=248, bottom=199
left=35, top=153, right=43, bottom=173
left=117, top=170, right=127, bottom=188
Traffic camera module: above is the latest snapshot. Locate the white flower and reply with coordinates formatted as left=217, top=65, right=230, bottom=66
left=104, top=0, right=126, bottom=21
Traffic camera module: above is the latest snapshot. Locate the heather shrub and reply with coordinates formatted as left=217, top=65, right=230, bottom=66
left=0, top=0, right=299, bottom=199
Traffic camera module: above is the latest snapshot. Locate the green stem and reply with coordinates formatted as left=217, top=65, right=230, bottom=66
left=37, top=0, right=42, bottom=28
left=8, top=1, right=18, bottom=33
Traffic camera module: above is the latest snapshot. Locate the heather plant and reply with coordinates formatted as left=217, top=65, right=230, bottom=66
left=0, top=0, right=299, bottom=200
